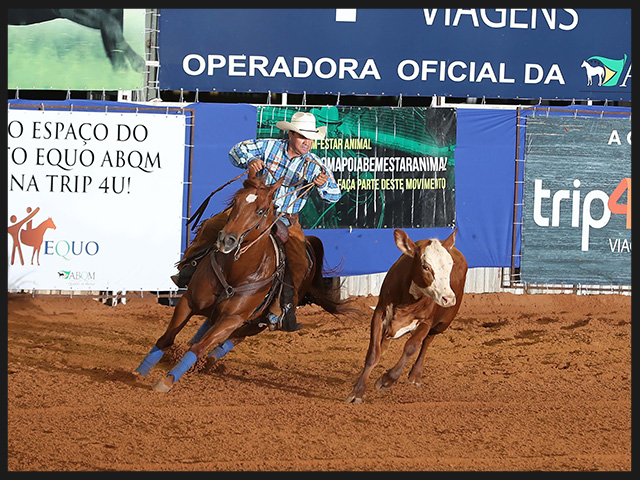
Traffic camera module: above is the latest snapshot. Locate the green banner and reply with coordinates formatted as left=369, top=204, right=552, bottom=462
left=257, top=106, right=456, bottom=229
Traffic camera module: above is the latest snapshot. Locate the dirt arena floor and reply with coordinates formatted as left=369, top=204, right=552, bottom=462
left=7, top=290, right=631, bottom=471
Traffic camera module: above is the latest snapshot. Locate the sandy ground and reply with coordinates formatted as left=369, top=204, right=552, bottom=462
left=7, top=291, right=631, bottom=471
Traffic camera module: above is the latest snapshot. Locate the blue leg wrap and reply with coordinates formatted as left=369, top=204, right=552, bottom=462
left=135, top=345, right=164, bottom=377
left=208, top=339, right=234, bottom=360
left=190, top=318, right=212, bottom=344
left=167, top=351, right=198, bottom=382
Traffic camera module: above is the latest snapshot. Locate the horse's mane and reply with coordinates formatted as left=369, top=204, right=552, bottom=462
left=242, top=177, right=271, bottom=191
left=192, top=177, right=273, bottom=236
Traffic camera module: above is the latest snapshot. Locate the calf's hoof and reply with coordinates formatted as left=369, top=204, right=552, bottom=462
left=345, top=391, right=364, bottom=404
left=375, top=372, right=398, bottom=392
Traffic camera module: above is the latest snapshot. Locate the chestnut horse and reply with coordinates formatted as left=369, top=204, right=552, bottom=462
left=135, top=174, right=346, bottom=392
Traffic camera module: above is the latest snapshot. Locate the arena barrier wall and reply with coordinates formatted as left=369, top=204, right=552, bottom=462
left=8, top=100, right=630, bottom=294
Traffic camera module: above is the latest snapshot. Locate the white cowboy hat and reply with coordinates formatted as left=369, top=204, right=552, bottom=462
left=276, top=112, right=327, bottom=140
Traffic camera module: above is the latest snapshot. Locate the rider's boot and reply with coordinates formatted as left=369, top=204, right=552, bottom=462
left=279, top=265, right=303, bottom=332
left=266, top=265, right=303, bottom=332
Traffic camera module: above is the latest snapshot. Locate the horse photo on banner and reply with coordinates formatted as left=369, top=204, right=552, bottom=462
left=521, top=115, right=631, bottom=286
left=257, top=106, right=456, bottom=229
left=8, top=9, right=145, bottom=90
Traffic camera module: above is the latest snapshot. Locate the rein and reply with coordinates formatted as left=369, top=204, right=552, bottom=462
left=186, top=156, right=320, bottom=232
left=233, top=180, right=314, bottom=259
left=189, top=158, right=320, bottom=259
left=186, top=170, right=248, bottom=231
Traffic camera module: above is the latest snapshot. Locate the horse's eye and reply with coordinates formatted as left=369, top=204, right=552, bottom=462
left=423, top=264, right=430, bottom=272
left=257, top=208, right=265, bottom=216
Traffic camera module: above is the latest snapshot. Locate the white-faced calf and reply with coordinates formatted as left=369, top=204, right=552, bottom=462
left=346, top=228, right=468, bottom=403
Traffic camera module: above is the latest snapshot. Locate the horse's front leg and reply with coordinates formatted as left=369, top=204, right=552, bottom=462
left=152, top=314, right=245, bottom=392
left=134, top=294, right=195, bottom=378
left=189, top=317, right=266, bottom=361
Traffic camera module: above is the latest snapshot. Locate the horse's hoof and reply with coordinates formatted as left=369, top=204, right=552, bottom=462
left=152, top=376, right=174, bottom=392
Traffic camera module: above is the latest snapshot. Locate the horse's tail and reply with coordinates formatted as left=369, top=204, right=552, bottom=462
left=305, top=236, right=359, bottom=318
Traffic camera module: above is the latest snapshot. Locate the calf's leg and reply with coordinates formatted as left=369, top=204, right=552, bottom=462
left=375, top=321, right=432, bottom=391
left=345, top=307, right=387, bottom=403
left=406, top=332, right=438, bottom=386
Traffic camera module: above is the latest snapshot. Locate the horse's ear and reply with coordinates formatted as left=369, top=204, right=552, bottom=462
left=394, top=229, right=417, bottom=257
left=270, top=176, right=285, bottom=193
left=247, top=166, right=260, bottom=184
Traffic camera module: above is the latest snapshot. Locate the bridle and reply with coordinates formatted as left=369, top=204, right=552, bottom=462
left=228, top=199, right=274, bottom=260
left=230, top=177, right=314, bottom=260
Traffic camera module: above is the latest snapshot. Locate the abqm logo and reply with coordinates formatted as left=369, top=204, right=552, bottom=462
left=8, top=205, right=56, bottom=266
left=580, top=54, right=630, bottom=87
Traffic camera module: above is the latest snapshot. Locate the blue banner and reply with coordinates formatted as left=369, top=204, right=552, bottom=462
left=182, top=104, right=517, bottom=274
left=158, top=9, right=630, bottom=101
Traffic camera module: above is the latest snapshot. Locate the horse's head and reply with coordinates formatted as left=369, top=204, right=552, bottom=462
left=216, top=175, right=285, bottom=254
left=394, top=228, right=457, bottom=307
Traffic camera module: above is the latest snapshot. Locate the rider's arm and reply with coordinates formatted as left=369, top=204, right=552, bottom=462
left=228, top=139, right=268, bottom=169
left=304, top=156, right=341, bottom=203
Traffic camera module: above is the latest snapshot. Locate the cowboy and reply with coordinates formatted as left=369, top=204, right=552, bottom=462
left=172, top=111, right=341, bottom=331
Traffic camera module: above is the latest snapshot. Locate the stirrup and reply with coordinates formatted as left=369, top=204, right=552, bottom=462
left=281, top=303, right=303, bottom=332
left=265, top=308, right=302, bottom=332
left=170, top=262, right=196, bottom=288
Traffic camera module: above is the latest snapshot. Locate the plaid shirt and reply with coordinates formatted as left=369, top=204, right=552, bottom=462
left=229, top=139, right=341, bottom=214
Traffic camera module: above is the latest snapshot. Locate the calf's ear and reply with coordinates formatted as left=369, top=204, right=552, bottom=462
left=394, top=229, right=417, bottom=257
left=442, top=228, right=457, bottom=250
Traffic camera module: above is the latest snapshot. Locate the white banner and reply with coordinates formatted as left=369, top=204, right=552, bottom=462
left=7, top=108, right=186, bottom=291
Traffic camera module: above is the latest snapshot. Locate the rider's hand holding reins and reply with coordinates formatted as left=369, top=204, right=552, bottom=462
left=250, top=157, right=328, bottom=187
left=313, top=172, right=328, bottom=186
left=248, top=158, right=265, bottom=177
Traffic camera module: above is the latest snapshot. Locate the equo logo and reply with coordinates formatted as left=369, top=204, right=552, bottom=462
left=44, top=239, right=100, bottom=260
left=8, top=205, right=100, bottom=264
